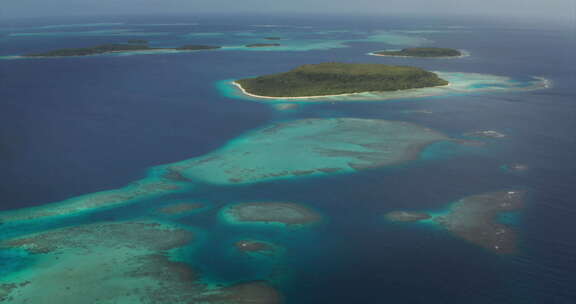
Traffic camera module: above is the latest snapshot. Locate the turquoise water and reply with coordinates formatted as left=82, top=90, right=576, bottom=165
left=0, top=15, right=575, bottom=303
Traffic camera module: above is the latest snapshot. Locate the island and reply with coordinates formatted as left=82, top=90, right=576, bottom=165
left=234, top=62, right=448, bottom=98
left=23, top=41, right=221, bottom=57
left=372, top=47, right=462, bottom=58
left=384, top=211, right=431, bottom=222
left=264, top=37, right=282, bottom=40
left=245, top=43, right=281, bottom=48
left=222, top=202, right=322, bottom=226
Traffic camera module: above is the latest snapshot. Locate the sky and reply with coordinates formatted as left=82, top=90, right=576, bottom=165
left=1, top=0, right=575, bottom=23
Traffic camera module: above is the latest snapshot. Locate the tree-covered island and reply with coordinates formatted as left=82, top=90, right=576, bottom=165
left=23, top=41, right=221, bottom=57
left=235, top=62, right=448, bottom=98
left=373, top=47, right=462, bottom=58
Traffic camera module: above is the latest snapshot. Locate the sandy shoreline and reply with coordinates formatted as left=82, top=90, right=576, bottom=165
left=368, top=49, right=470, bottom=59
left=232, top=81, right=451, bottom=100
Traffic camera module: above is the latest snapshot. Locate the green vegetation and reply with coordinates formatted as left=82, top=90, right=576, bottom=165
left=236, top=62, right=448, bottom=97
left=24, top=42, right=221, bottom=57
left=374, top=47, right=462, bottom=57
left=246, top=43, right=281, bottom=48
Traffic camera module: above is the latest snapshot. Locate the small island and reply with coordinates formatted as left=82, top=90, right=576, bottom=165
left=235, top=62, right=448, bottom=98
left=264, top=37, right=282, bottom=40
left=23, top=41, right=221, bottom=57
left=372, top=47, right=462, bottom=58
left=384, top=211, right=431, bottom=222
left=245, top=43, right=281, bottom=48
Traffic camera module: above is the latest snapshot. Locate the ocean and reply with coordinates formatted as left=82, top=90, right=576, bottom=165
left=0, top=14, right=575, bottom=303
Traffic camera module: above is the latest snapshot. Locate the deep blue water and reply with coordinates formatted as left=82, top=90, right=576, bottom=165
left=1, top=15, right=575, bottom=303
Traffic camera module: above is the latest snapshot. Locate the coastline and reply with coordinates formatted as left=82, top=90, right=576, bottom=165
left=13, top=48, right=219, bottom=59
left=232, top=81, right=451, bottom=100
left=368, top=49, right=470, bottom=59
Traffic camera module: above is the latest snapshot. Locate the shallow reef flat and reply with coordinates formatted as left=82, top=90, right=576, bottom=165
left=384, top=211, right=431, bottom=222
left=0, top=179, right=188, bottom=225
left=0, top=118, right=445, bottom=224
left=434, top=190, right=525, bottom=254
left=0, top=221, right=281, bottom=304
left=222, top=202, right=322, bottom=226
left=385, top=190, right=525, bottom=254
left=223, top=72, right=548, bottom=104
left=167, top=118, right=449, bottom=184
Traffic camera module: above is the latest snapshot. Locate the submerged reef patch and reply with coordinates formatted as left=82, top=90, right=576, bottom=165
left=0, top=221, right=281, bottom=304
left=384, top=211, right=431, bottom=222
left=0, top=118, right=445, bottom=224
left=157, top=202, right=205, bottom=215
left=388, top=191, right=525, bottom=254
left=223, top=202, right=321, bottom=226
left=167, top=118, right=449, bottom=184
left=434, top=190, right=525, bottom=254
left=235, top=239, right=280, bottom=256
left=0, top=179, right=186, bottom=225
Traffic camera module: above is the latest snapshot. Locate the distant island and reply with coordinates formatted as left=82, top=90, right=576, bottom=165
left=264, top=37, right=282, bottom=40
left=235, top=62, right=448, bottom=98
left=23, top=41, right=221, bottom=57
left=245, top=43, right=281, bottom=48
left=372, top=47, right=462, bottom=58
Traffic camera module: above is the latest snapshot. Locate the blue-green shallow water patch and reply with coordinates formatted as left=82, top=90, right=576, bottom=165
left=1, top=16, right=575, bottom=303
left=0, top=249, right=32, bottom=278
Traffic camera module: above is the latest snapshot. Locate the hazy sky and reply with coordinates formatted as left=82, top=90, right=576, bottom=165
left=2, top=0, right=575, bottom=22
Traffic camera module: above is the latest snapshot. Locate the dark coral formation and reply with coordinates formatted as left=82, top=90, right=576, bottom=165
left=158, top=202, right=205, bottom=215
left=434, top=190, right=525, bottom=254
left=225, top=202, right=322, bottom=226
left=0, top=221, right=281, bottom=303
